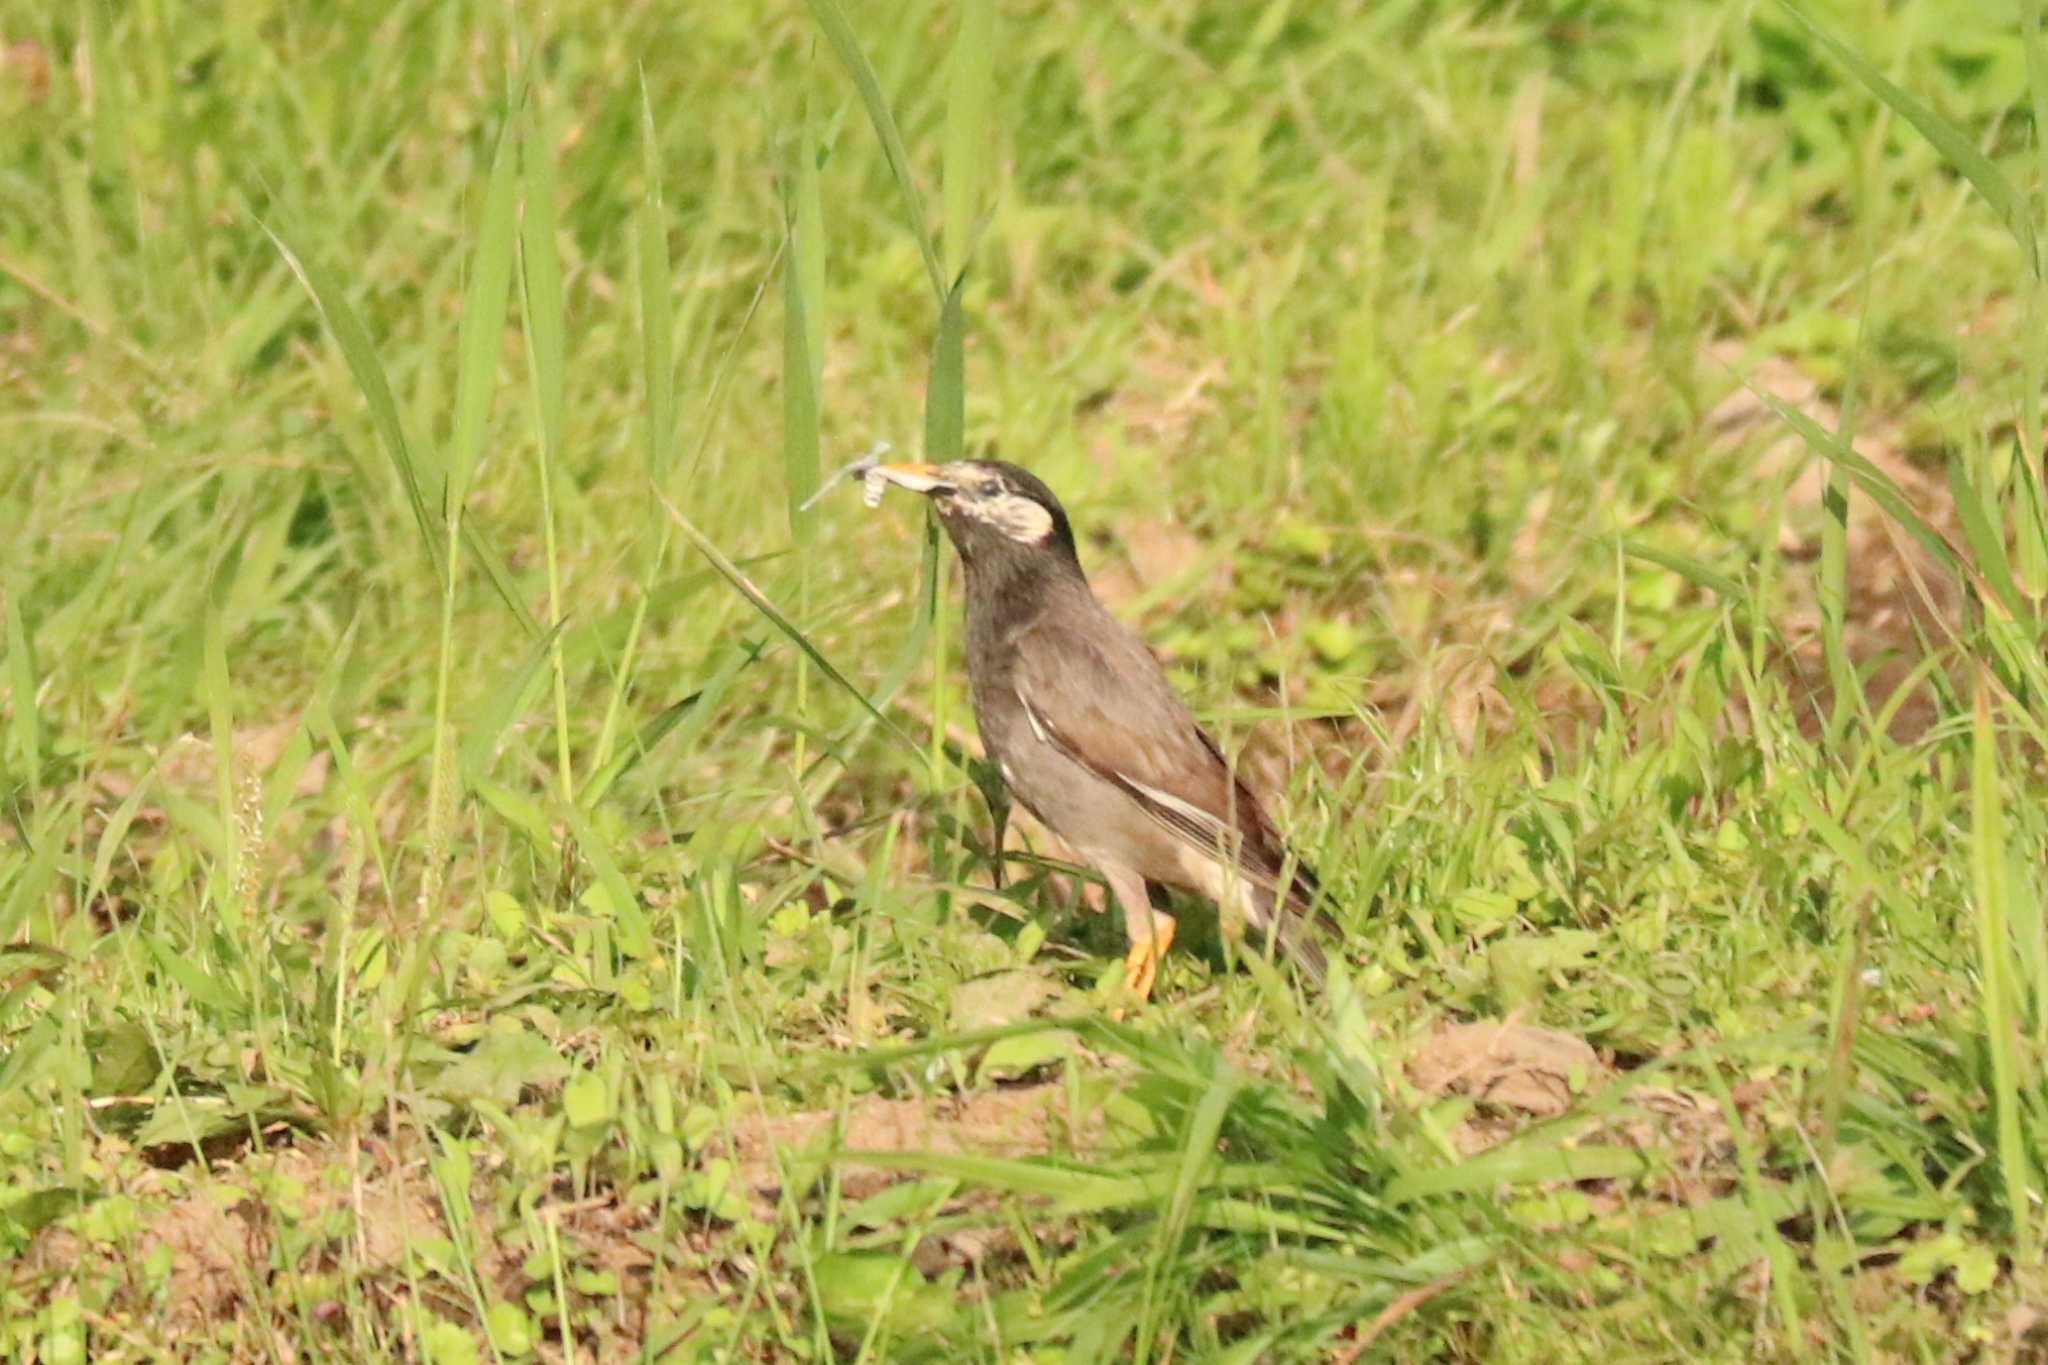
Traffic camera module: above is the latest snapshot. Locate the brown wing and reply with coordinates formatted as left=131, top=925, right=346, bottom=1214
left=1008, top=608, right=1322, bottom=924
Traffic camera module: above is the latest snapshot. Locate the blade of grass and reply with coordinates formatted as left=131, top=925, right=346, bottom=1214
left=4, top=591, right=40, bottom=792
left=941, top=0, right=993, bottom=283
left=804, top=0, right=946, bottom=301
left=457, top=620, right=568, bottom=782
left=1971, top=669, right=2031, bottom=1251
left=1620, top=539, right=1744, bottom=601
left=921, top=272, right=968, bottom=873
left=589, top=72, right=680, bottom=791
left=521, top=90, right=575, bottom=800
left=447, top=112, right=522, bottom=514
left=591, top=82, right=672, bottom=790
left=784, top=153, right=824, bottom=529
left=1139, top=1069, right=1240, bottom=1364
left=637, top=74, right=676, bottom=491
left=400, top=105, right=525, bottom=1077
left=1948, top=450, right=2021, bottom=617
left=1778, top=0, right=2038, bottom=277
left=262, top=222, right=441, bottom=573
left=784, top=109, right=824, bottom=775
left=2022, top=5, right=2048, bottom=553
left=656, top=490, right=923, bottom=755
left=1747, top=386, right=1965, bottom=584
left=2010, top=442, right=2048, bottom=603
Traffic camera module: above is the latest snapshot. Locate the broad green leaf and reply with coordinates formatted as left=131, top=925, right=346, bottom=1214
left=563, top=1070, right=609, bottom=1128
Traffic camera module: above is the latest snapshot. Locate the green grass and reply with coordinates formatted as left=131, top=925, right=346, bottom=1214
left=7, top=0, right=2048, bottom=1358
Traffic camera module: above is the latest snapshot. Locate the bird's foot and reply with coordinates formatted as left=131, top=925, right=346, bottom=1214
left=1111, top=914, right=1176, bottom=1018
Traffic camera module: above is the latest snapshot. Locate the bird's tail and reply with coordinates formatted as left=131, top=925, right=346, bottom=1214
left=1248, top=863, right=1330, bottom=989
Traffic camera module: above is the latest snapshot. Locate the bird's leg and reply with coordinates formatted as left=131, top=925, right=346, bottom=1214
left=1103, top=865, right=1175, bottom=1005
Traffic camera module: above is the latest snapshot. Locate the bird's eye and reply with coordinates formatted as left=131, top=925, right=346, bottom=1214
left=978, top=478, right=1004, bottom=496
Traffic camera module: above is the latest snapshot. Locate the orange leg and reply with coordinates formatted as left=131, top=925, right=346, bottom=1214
left=1103, top=864, right=1174, bottom=1011
left=1121, top=912, right=1177, bottom=999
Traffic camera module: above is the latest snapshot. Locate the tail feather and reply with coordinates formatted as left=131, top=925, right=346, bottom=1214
left=1249, top=860, right=1331, bottom=989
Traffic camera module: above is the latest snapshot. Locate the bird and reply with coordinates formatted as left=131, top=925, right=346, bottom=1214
left=866, top=458, right=1330, bottom=1001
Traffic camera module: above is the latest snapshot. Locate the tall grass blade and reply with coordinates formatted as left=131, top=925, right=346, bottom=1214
left=521, top=109, right=567, bottom=471
left=804, top=0, right=946, bottom=300
left=457, top=619, right=567, bottom=781
left=589, top=73, right=680, bottom=792
left=783, top=176, right=823, bottom=537
left=2012, top=443, right=2048, bottom=603
left=521, top=92, right=575, bottom=797
left=448, top=115, right=522, bottom=513
left=942, top=0, right=994, bottom=282
left=794, top=106, right=826, bottom=405
left=2022, top=6, right=2048, bottom=509
left=262, top=223, right=441, bottom=571
left=925, top=273, right=966, bottom=465
left=421, top=101, right=520, bottom=928
left=1778, top=0, right=2039, bottom=277
left=637, top=72, right=676, bottom=487
left=1971, top=671, right=2031, bottom=1248
left=1140, top=1070, right=1240, bottom=1360
left=1749, top=387, right=1964, bottom=584
left=784, top=114, right=825, bottom=775
left=1947, top=452, right=2021, bottom=616
left=4, top=592, right=40, bottom=789
left=921, top=273, right=968, bottom=864
left=657, top=493, right=923, bottom=755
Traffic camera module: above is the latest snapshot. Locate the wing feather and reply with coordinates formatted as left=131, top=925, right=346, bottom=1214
left=1009, top=608, right=1324, bottom=927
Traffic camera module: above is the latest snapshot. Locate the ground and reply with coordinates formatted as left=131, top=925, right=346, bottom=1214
left=5, top=0, right=2048, bottom=1360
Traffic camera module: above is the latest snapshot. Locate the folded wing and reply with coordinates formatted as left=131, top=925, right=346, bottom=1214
left=1010, top=612, right=1328, bottom=981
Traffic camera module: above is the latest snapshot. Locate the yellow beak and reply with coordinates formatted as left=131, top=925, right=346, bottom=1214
left=872, top=461, right=952, bottom=492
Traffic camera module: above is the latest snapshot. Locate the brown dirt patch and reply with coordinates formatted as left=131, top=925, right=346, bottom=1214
left=1407, top=1019, right=1608, bottom=1156
left=1403, top=1017, right=1758, bottom=1204
left=726, top=1082, right=1094, bottom=1213
left=15, top=1086, right=1089, bottom=1356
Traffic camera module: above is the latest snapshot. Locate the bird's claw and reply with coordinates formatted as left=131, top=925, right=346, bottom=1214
left=1111, top=916, right=1176, bottom=1018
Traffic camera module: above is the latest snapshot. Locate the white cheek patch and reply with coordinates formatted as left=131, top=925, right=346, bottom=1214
left=968, top=492, right=1055, bottom=543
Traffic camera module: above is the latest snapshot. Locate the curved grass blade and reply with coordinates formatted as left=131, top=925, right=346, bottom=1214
left=579, top=638, right=763, bottom=810
left=261, top=221, right=440, bottom=572
left=1778, top=0, right=2039, bottom=278
left=941, top=0, right=993, bottom=282
left=804, top=0, right=946, bottom=301
left=657, top=491, right=923, bottom=755
left=457, top=619, right=568, bottom=781
left=637, top=72, right=676, bottom=486
left=1747, top=385, right=1966, bottom=586
left=1621, top=539, right=1744, bottom=602
left=447, top=113, right=522, bottom=513
left=925, top=270, right=966, bottom=465
left=1972, top=672, right=2032, bottom=1247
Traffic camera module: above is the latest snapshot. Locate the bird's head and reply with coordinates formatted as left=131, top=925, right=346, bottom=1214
left=872, top=459, right=1081, bottom=574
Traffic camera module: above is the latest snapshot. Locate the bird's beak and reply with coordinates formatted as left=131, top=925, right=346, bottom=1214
left=870, top=462, right=955, bottom=495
